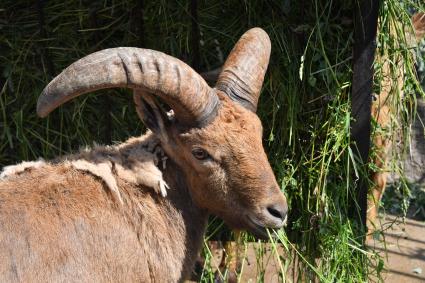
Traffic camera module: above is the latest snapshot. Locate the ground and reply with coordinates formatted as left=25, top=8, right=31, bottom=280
left=374, top=215, right=425, bottom=283
left=379, top=97, right=425, bottom=282
left=188, top=214, right=424, bottom=282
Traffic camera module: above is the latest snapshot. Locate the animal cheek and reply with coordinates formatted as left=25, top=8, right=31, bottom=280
left=209, top=169, right=228, bottom=194
left=189, top=167, right=227, bottom=197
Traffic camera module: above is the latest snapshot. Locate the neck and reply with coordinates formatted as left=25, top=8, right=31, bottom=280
left=83, top=132, right=210, bottom=281
left=131, top=157, right=208, bottom=281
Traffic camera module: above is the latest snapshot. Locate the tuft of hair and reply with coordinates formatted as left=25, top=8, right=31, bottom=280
left=0, top=132, right=169, bottom=203
left=0, top=159, right=47, bottom=179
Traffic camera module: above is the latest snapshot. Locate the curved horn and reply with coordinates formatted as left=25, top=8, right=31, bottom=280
left=37, top=47, right=219, bottom=127
left=216, top=28, right=271, bottom=112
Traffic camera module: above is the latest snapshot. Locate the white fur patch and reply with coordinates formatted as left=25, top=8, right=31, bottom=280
left=0, top=159, right=47, bottom=179
left=0, top=133, right=169, bottom=202
left=66, top=159, right=123, bottom=204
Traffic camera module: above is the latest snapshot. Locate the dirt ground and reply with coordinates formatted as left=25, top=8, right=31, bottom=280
left=378, top=98, right=425, bottom=282
left=188, top=214, right=424, bottom=282
left=237, top=215, right=425, bottom=282
left=371, top=214, right=425, bottom=283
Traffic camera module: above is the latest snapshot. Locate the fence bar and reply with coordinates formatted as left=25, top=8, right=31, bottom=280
left=351, top=0, right=380, bottom=233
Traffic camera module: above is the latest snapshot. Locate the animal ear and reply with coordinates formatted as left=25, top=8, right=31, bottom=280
left=216, top=28, right=271, bottom=112
left=133, top=90, right=170, bottom=140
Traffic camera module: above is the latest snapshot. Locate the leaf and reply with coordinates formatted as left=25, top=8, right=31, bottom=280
left=308, top=76, right=317, bottom=87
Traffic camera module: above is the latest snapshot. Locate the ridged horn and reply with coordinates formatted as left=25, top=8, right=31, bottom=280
left=216, top=28, right=271, bottom=112
left=37, top=47, right=219, bottom=127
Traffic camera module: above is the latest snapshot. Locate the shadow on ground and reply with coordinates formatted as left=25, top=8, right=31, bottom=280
left=370, top=214, right=425, bottom=283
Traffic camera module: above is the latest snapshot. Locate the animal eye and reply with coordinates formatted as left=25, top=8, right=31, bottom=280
left=192, top=148, right=210, bottom=160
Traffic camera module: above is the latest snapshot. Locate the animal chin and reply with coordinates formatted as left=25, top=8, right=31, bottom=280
left=217, top=213, right=267, bottom=238
left=220, top=212, right=281, bottom=239
left=245, top=215, right=274, bottom=239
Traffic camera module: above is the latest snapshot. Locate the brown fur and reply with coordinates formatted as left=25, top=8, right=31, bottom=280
left=0, top=158, right=204, bottom=282
left=1, top=133, right=169, bottom=201
left=0, top=95, right=286, bottom=281
left=0, top=160, right=47, bottom=179
left=1, top=28, right=287, bottom=281
left=166, top=92, right=287, bottom=231
left=367, top=12, right=425, bottom=236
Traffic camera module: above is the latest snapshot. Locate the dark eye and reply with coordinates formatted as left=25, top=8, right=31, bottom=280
left=192, top=147, right=210, bottom=160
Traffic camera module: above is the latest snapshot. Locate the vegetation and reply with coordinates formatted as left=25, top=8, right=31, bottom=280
left=1, top=0, right=424, bottom=281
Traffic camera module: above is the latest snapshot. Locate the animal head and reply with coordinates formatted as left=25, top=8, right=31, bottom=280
left=37, top=28, right=288, bottom=237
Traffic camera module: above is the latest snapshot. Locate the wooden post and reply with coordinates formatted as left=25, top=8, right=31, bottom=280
left=351, top=0, right=380, bottom=234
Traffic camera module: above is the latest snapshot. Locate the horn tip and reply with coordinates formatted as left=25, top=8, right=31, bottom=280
left=36, top=104, right=49, bottom=118
left=245, top=27, right=271, bottom=43
left=36, top=92, right=51, bottom=118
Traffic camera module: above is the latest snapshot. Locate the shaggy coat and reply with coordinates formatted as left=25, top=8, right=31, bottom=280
left=0, top=141, right=206, bottom=282
left=0, top=27, right=288, bottom=282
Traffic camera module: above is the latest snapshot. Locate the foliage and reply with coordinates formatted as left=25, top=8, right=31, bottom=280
left=1, top=0, right=424, bottom=282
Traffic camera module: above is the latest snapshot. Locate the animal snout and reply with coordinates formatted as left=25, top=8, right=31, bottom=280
left=265, top=201, right=288, bottom=227
left=267, top=203, right=287, bottom=222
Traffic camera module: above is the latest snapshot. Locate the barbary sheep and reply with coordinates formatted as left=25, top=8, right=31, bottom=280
left=0, top=28, right=288, bottom=282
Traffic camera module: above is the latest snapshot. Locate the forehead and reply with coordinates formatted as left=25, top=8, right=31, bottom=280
left=221, top=104, right=263, bottom=134
left=184, top=96, right=263, bottom=142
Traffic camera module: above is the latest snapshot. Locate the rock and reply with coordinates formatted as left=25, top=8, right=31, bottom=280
left=412, top=267, right=422, bottom=274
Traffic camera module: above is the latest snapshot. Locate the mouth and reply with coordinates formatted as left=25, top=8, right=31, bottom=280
left=246, top=215, right=285, bottom=239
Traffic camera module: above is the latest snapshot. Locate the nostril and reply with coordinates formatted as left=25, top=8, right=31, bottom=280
left=267, top=205, right=286, bottom=221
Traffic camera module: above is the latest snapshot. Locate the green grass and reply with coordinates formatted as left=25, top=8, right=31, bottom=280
left=1, top=0, right=424, bottom=282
